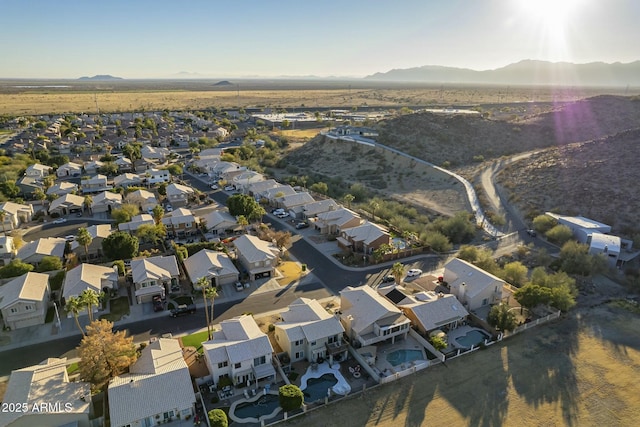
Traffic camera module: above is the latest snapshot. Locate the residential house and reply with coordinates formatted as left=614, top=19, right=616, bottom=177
left=277, top=192, right=315, bottom=216
left=315, top=207, right=361, bottom=235
left=46, top=181, right=78, bottom=197
left=90, top=191, right=122, bottom=214
left=0, top=272, right=50, bottom=330
left=71, top=224, right=113, bottom=259
left=274, top=297, right=347, bottom=364
left=338, top=221, right=390, bottom=254
left=83, top=160, right=104, bottom=175
left=215, top=161, right=246, bottom=182
left=246, top=179, right=279, bottom=200
left=231, top=171, right=265, bottom=193
left=162, top=207, right=199, bottom=238
left=545, top=212, right=612, bottom=244
left=165, top=183, right=194, bottom=208
left=263, top=185, right=296, bottom=204
left=143, top=168, right=170, bottom=184
left=56, top=161, right=83, bottom=177
left=108, top=338, right=195, bottom=427
left=16, top=176, right=40, bottom=198
left=184, top=249, right=239, bottom=288
left=24, top=163, right=51, bottom=179
left=233, top=234, right=279, bottom=281
left=62, top=263, right=118, bottom=308
left=125, top=189, right=158, bottom=213
left=301, top=199, right=339, bottom=219
left=200, top=210, right=239, bottom=236
left=587, top=232, right=621, bottom=267
left=379, top=286, right=469, bottom=335
left=113, top=172, right=142, bottom=188
left=16, top=237, right=66, bottom=267
left=118, top=214, right=155, bottom=234
left=130, top=255, right=180, bottom=303
left=0, top=201, right=34, bottom=230
left=339, top=285, right=411, bottom=347
left=443, top=258, right=505, bottom=312
left=114, top=156, right=133, bottom=172
left=0, top=235, right=16, bottom=265
left=81, top=174, right=112, bottom=194
left=48, top=193, right=85, bottom=216
left=0, top=358, right=92, bottom=427
left=203, top=315, right=276, bottom=387
left=140, top=145, right=170, bottom=162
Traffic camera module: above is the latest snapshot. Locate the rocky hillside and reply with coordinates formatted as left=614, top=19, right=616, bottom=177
left=377, top=95, right=640, bottom=167
left=495, top=128, right=640, bottom=236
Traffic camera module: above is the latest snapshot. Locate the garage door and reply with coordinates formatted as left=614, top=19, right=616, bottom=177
left=12, top=316, right=43, bottom=329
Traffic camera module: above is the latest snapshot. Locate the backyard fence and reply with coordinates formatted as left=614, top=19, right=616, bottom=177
left=507, top=309, right=561, bottom=337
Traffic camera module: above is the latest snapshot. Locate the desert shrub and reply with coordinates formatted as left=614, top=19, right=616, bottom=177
left=545, top=225, right=573, bottom=245
left=532, top=214, right=557, bottom=234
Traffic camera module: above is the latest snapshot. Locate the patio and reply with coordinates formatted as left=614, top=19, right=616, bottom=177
left=368, top=335, right=430, bottom=378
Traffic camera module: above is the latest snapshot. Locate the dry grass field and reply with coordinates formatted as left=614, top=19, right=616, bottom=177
left=283, top=302, right=640, bottom=427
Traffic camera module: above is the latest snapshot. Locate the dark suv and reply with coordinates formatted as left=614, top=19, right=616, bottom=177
left=169, top=304, right=196, bottom=317
left=152, top=295, right=164, bottom=312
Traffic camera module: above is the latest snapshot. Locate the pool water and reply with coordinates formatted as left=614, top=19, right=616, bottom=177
left=302, top=373, right=338, bottom=402
left=455, top=330, right=490, bottom=348
left=391, top=237, right=407, bottom=250
left=386, top=349, right=424, bottom=367
left=233, top=394, right=280, bottom=420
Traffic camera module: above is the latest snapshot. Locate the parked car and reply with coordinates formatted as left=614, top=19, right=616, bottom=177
left=64, top=235, right=76, bottom=242
left=235, top=281, right=244, bottom=292
left=272, top=208, right=285, bottom=215
left=152, top=295, right=164, bottom=312
left=169, top=304, right=196, bottom=317
left=406, top=269, right=423, bottom=277
left=76, top=212, right=83, bottom=217
left=382, top=275, right=396, bottom=283
left=295, top=222, right=310, bottom=229
left=170, top=282, right=181, bottom=293
left=165, top=205, right=173, bottom=212
left=224, top=185, right=235, bottom=191
left=52, top=218, right=67, bottom=224
left=526, top=229, right=537, bottom=237
left=210, top=184, right=218, bottom=190
left=276, top=212, right=289, bottom=219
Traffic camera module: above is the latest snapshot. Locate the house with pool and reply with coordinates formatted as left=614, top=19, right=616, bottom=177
left=274, top=297, right=347, bottom=364
left=443, top=258, right=505, bottom=312
left=339, top=285, right=411, bottom=347
left=203, top=315, right=277, bottom=388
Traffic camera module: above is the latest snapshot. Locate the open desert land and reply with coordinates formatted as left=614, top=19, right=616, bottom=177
left=0, top=80, right=633, bottom=116
left=283, top=299, right=640, bottom=427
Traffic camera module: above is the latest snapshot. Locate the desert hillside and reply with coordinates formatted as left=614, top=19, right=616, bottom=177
left=377, top=95, right=640, bottom=167
left=495, top=128, right=640, bottom=236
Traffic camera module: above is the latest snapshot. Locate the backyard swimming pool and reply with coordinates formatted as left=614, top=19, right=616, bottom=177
left=455, top=329, right=491, bottom=349
left=302, top=373, right=338, bottom=402
left=231, top=393, right=280, bottom=422
left=386, top=349, right=424, bottom=367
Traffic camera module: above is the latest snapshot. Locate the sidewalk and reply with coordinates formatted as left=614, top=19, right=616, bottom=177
left=0, top=270, right=319, bottom=353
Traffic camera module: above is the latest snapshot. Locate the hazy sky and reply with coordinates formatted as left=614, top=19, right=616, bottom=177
left=1, top=0, right=638, bottom=79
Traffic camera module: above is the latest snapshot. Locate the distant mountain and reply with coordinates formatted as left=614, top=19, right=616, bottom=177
left=213, top=80, right=233, bottom=86
left=366, top=60, right=640, bottom=86
left=78, top=75, right=123, bottom=81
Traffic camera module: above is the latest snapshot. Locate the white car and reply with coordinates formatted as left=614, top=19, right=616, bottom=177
left=406, top=269, right=423, bottom=277
left=165, top=205, right=173, bottom=212
left=65, top=235, right=76, bottom=242
left=224, top=185, right=235, bottom=192
left=235, top=281, right=244, bottom=292
left=52, top=218, right=67, bottom=224
left=210, top=184, right=218, bottom=190
left=276, top=212, right=290, bottom=219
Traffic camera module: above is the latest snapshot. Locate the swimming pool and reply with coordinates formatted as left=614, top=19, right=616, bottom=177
left=231, top=393, right=281, bottom=422
left=455, top=329, right=490, bottom=349
left=391, top=237, right=407, bottom=250
left=302, top=373, right=338, bottom=402
left=386, top=349, right=424, bottom=367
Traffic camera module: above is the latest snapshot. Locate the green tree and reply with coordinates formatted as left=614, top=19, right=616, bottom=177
left=501, top=261, right=528, bottom=287
left=166, top=164, right=183, bottom=176
left=76, top=227, right=93, bottom=261
left=196, top=277, right=213, bottom=340
left=77, top=319, right=137, bottom=393
left=430, top=212, right=476, bottom=244
left=429, top=335, right=447, bottom=351
left=237, top=215, right=249, bottom=233
left=122, top=143, right=141, bottom=163
left=559, top=241, right=596, bottom=275
left=390, top=262, right=405, bottom=285
left=545, top=224, right=573, bottom=245
left=0, top=259, right=34, bottom=279
left=36, top=255, right=63, bottom=272
left=102, top=231, right=139, bottom=260
left=279, top=384, right=304, bottom=411
left=152, top=204, right=164, bottom=225
left=514, top=284, right=553, bottom=310
left=532, top=214, right=557, bottom=234
left=309, top=182, right=328, bottom=195
left=227, top=194, right=261, bottom=218
left=487, top=303, right=517, bottom=332
left=342, top=193, right=355, bottom=209
left=368, top=200, right=379, bottom=220
left=33, top=188, right=47, bottom=206
left=111, top=204, right=140, bottom=224
left=136, top=223, right=166, bottom=245
left=65, top=296, right=86, bottom=336
left=424, top=231, right=452, bottom=253
left=208, top=409, right=228, bottom=427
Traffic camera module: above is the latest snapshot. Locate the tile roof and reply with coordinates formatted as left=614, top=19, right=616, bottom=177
left=62, top=263, right=117, bottom=300
left=277, top=298, right=344, bottom=343
left=399, top=293, right=469, bottom=331
left=203, top=315, right=273, bottom=364
left=444, top=258, right=505, bottom=299
left=233, top=235, right=278, bottom=264
left=0, top=272, right=49, bottom=309
left=342, top=221, right=389, bottom=245
left=184, top=249, right=239, bottom=284
left=17, top=237, right=66, bottom=261
left=131, top=256, right=179, bottom=284
left=340, top=285, right=406, bottom=334
left=108, top=339, right=195, bottom=427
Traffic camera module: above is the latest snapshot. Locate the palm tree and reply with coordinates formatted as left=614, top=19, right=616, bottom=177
left=33, top=188, right=47, bottom=207
left=343, top=194, right=355, bottom=210
left=196, top=277, right=212, bottom=340
left=65, top=296, right=86, bottom=336
left=152, top=204, right=164, bottom=225
left=237, top=215, right=249, bottom=234
left=369, top=201, right=379, bottom=221
left=76, top=227, right=92, bottom=261
left=390, top=262, right=406, bottom=286
left=204, top=286, right=218, bottom=335
left=83, top=195, right=93, bottom=215
left=80, top=289, right=101, bottom=322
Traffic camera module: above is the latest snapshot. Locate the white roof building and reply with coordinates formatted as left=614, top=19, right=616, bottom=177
left=62, top=263, right=118, bottom=301
left=108, top=339, right=195, bottom=427
left=183, top=249, right=239, bottom=287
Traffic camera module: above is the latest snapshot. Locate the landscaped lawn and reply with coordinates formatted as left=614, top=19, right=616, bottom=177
left=99, top=296, right=130, bottom=322
left=180, top=330, right=209, bottom=353
left=66, top=362, right=79, bottom=375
